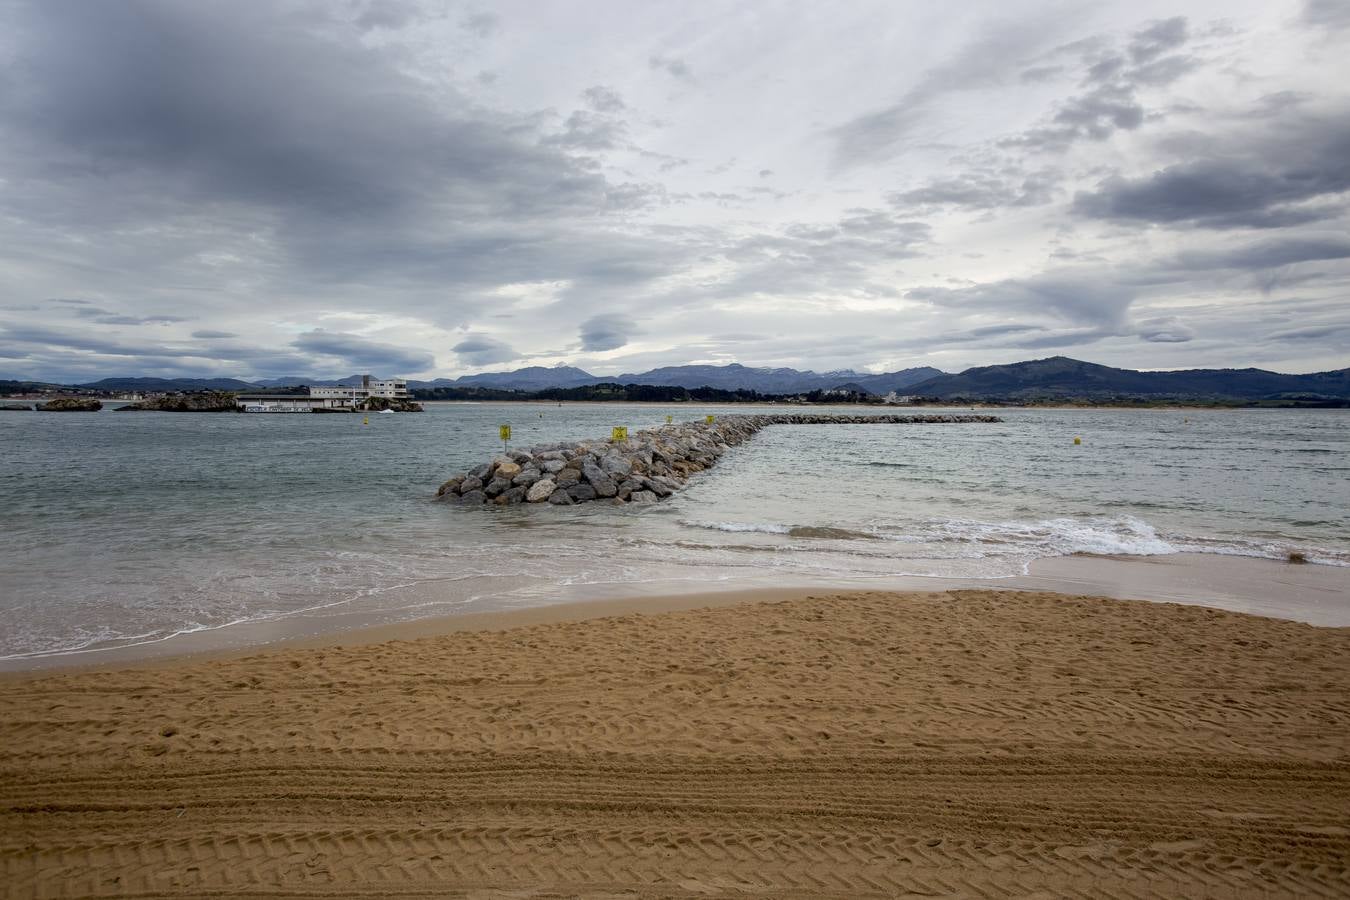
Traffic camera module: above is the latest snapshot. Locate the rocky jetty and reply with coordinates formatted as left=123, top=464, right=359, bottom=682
left=116, top=391, right=240, bottom=412
left=0, top=402, right=33, bottom=411
left=37, top=398, right=102, bottom=412
left=436, top=413, right=1001, bottom=507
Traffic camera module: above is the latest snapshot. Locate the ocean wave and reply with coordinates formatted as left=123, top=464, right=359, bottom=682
left=928, top=515, right=1177, bottom=557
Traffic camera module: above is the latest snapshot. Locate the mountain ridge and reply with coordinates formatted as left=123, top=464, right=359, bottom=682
left=4, top=357, right=1348, bottom=400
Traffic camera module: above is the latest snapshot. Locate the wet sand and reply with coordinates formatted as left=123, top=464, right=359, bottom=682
left=3, top=587, right=1349, bottom=898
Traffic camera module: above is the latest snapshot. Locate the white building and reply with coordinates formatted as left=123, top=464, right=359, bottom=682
left=310, top=375, right=410, bottom=402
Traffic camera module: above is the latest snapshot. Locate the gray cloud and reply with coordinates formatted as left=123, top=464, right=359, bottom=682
left=829, top=14, right=1066, bottom=168
left=545, top=109, right=628, bottom=151
left=579, top=314, right=639, bottom=351
left=451, top=334, right=518, bottom=367
left=582, top=86, right=626, bottom=113
left=1165, top=236, right=1350, bottom=272
left=460, top=11, right=500, bottom=37
left=192, top=329, right=238, bottom=339
left=1303, top=0, right=1350, bottom=29
left=1072, top=115, right=1350, bottom=228
left=907, top=270, right=1137, bottom=330
left=291, top=330, right=434, bottom=373
left=1135, top=316, right=1195, bottom=342
left=1128, top=17, right=1188, bottom=63
left=649, top=55, right=693, bottom=81
left=890, top=168, right=1057, bottom=211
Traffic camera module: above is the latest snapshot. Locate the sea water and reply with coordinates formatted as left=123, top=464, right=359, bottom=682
left=2, top=403, right=1347, bottom=660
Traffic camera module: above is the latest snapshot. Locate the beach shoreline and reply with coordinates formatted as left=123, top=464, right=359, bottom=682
left=3, top=551, right=1346, bottom=676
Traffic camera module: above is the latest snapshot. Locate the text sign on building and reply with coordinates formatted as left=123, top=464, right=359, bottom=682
left=611, top=426, right=628, bottom=442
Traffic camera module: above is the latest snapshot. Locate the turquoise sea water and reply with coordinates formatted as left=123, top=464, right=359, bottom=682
left=2, top=403, right=1348, bottom=660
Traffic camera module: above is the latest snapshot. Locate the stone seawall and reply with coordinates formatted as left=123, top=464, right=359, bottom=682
left=436, top=413, right=1001, bottom=507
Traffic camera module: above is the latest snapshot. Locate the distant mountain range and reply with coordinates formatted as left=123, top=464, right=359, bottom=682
left=4, top=357, right=1348, bottom=401
left=411, top=363, right=945, bottom=394
left=904, top=357, right=1350, bottom=400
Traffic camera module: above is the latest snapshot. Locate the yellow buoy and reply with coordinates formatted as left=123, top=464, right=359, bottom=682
left=1073, top=436, right=1081, bottom=445
left=363, top=416, right=369, bottom=425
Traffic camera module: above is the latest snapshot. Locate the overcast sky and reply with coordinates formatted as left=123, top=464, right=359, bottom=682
left=1, top=0, right=1348, bottom=382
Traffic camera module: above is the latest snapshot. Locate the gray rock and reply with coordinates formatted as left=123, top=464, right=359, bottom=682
left=484, top=476, right=512, bottom=497
left=541, top=459, right=567, bottom=474
left=581, top=460, right=617, bottom=497
left=548, top=488, right=574, bottom=505
left=469, top=464, right=492, bottom=482
left=526, top=479, right=556, bottom=503
left=495, top=485, right=527, bottom=505
left=629, top=490, right=658, bottom=504
left=616, top=478, right=641, bottom=500
left=601, top=454, right=633, bottom=478
left=566, top=483, right=597, bottom=502
left=437, top=476, right=464, bottom=496
left=512, top=467, right=541, bottom=486
left=555, top=467, right=582, bottom=486
left=493, top=461, right=522, bottom=480
left=458, top=476, right=484, bottom=494
left=459, top=490, right=486, bottom=505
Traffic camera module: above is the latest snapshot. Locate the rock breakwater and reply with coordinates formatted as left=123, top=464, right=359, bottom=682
left=436, top=413, right=1001, bottom=507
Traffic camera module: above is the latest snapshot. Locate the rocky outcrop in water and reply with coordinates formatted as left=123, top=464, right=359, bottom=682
left=38, top=398, right=102, bottom=412
left=357, top=397, right=424, bottom=412
left=436, top=413, right=1001, bottom=507
left=116, top=391, right=240, bottom=412
left=0, top=402, right=33, bottom=411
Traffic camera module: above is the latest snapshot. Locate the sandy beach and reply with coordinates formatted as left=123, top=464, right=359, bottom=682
left=3, top=587, right=1349, bottom=898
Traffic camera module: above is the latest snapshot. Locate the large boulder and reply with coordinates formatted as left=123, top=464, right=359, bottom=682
left=39, top=397, right=102, bottom=412
left=493, top=461, right=522, bottom=480
left=512, top=467, right=541, bottom=486
left=526, top=479, right=556, bottom=503
left=548, top=488, right=574, bottom=505
left=601, top=454, right=633, bottom=478
left=629, top=490, right=658, bottom=504
left=458, top=476, right=484, bottom=494
left=494, top=486, right=527, bottom=505
left=567, top=483, right=597, bottom=502
left=541, top=459, right=567, bottom=474
left=484, top=476, right=512, bottom=497
left=458, top=490, right=486, bottom=505
left=581, top=460, right=617, bottom=498
left=555, top=467, right=582, bottom=486
left=437, top=476, right=464, bottom=496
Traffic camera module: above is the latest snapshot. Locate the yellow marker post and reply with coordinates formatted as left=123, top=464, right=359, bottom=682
left=611, top=425, right=628, bottom=443
left=499, top=423, right=511, bottom=453
left=363, top=416, right=369, bottom=425
left=705, top=414, right=715, bottom=424
left=1073, top=436, right=1082, bottom=445
left=665, top=414, right=673, bottom=424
